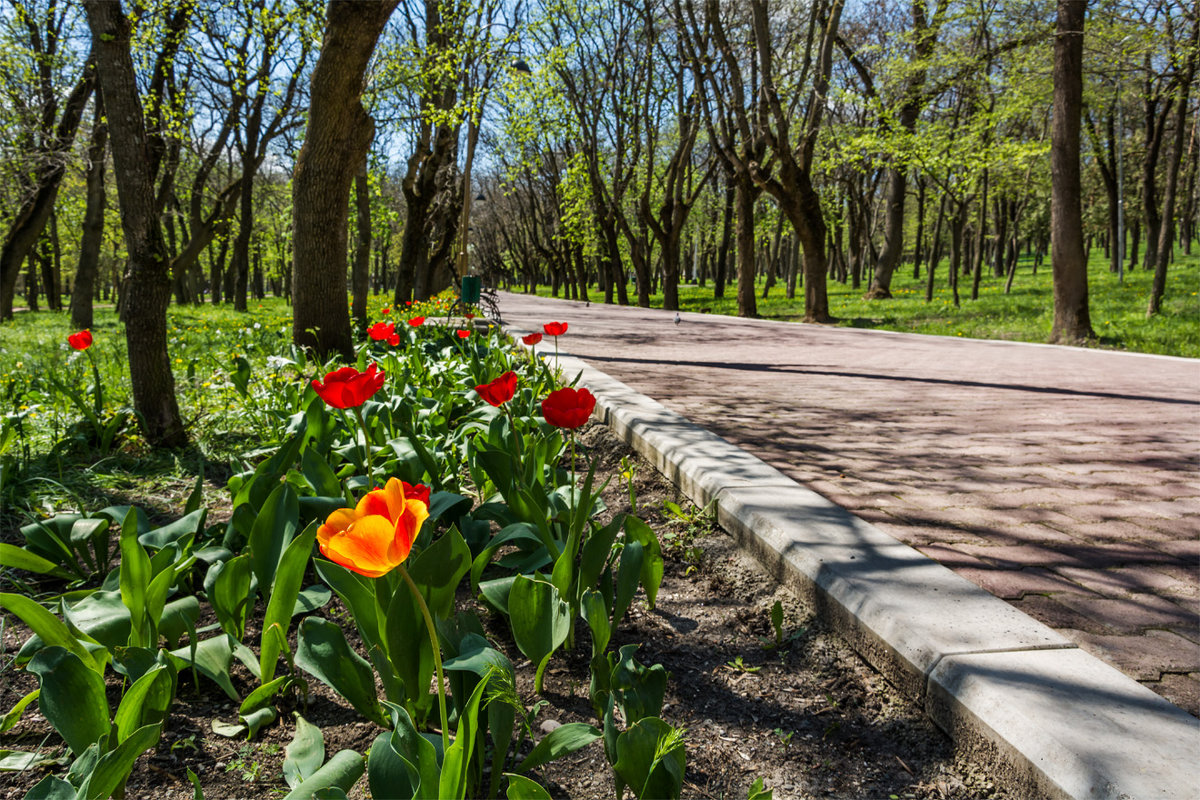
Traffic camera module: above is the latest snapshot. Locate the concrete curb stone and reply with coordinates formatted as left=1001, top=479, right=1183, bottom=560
left=512, top=330, right=1200, bottom=800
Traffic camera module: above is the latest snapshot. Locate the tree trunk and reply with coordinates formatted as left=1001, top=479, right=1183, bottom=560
left=292, top=0, right=396, bottom=360
left=866, top=166, right=905, bottom=298
left=352, top=162, right=371, bottom=326
left=1148, top=15, right=1198, bottom=316
left=1049, top=0, right=1095, bottom=343
left=84, top=0, right=186, bottom=447
left=72, top=95, right=107, bottom=330
left=913, top=176, right=926, bottom=279
left=24, top=253, right=39, bottom=311
left=734, top=173, right=758, bottom=318
left=0, top=57, right=95, bottom=320
left=714, top=179, right=734, bottom=300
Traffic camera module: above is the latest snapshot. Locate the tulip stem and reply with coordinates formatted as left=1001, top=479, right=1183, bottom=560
left=399, top=563, right=451, bottom=756
left=353, top=405, right=374, bottom=486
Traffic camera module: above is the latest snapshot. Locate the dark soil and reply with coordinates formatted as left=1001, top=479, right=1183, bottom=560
left=0, top=424, right=1015, bottom=800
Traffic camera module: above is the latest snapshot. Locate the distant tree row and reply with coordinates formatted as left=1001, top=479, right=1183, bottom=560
left=0, top=0, right=1195, bottom=444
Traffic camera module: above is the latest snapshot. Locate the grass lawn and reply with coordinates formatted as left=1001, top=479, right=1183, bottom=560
left=531, top=248, right=1200, bottom=358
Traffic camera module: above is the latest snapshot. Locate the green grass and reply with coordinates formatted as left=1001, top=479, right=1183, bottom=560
left=534, top=248, right=1200, bottom=358
left=0, top=292, right=463, bottom=524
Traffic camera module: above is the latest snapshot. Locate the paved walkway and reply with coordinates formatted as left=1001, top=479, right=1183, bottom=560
left=497, top=291, right=1200, bottom=715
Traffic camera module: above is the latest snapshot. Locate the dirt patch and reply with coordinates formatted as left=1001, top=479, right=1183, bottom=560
left=0, top=424, right=1015, bottom=799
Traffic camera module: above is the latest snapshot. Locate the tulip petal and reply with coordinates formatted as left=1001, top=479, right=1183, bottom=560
left=321, top=515, right=398, bottom=578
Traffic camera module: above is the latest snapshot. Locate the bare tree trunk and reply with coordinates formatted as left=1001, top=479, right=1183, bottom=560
left=292, top=0, right=396, bottom=359
left=352, top=161, right=371, bottom=326
left=72, top=95, right=107, bottom=330
left=1049, top=0, right=1095, bottom=343
left=85, top=0, right=186, bottom=447
left=0, top=58, right=95, bottom=320
left=734, top=173, right=758, bottom=318
left=1148, top=13, right=1198, bottom=316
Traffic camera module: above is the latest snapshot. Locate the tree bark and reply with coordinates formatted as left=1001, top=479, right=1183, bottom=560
left=293, top=0, right=396, bottom=360
left=84, top=0, right=187, bottom=447
left=0, top=56, right=95, bottom=320
left=734, top=172, right=758, bottom=318
left=72, top=94, right=108, bottom=330
left=1049, top=0, right=1095, bottom=343
left=1148, top=14, right=1198, bottom=316
left=352, top=162, right=371, bottom=326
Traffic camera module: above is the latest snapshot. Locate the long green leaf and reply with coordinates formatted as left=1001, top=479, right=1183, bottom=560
left=248, top=482, right=300, bottom=593
left=0, top=593, right=99, bottom=672
left=261, top=523, right=317, bottom=682
left=507, top=576, right=569, bottom=694
left=284, top=714, right=325, bottom=790
left=79, top=722, right=163, bottom=800
left=504, top=774, right=554, bottom=800
left=280, top=750, right=364, bottom=800
left=0, top=544, right=70, bottom=577
left=113, top=663, right=175, bottom=744
left=515, top=722, right=602, bottom=772
left=118, top=509, right=152, bottom=648
left=27, top=647, right=110, bottom=757
left=0, top=690, right=39, bottom=734
left=295, top=617, right=385, bottom=726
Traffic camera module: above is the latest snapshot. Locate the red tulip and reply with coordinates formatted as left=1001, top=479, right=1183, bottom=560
left=543, top=321, right=568, bottom=336
left=382, top=307, right=391, bottom=315
left=68, top=330, right=93, bottom=351
left=541, top=387, right=596, bottom=429
left=521, top=333, right=543, bottom=346
left=475, top=371, right=518, bottom=407
left=388, top=333, right=400, bottom=346
left=409, top=316, right=425, bottom=327
left=465, top=313, right=476, bottom=320
left=312, top=363, right=386, bottom=409
left=368, top=321, right=395, bottom=341
left=457, top=329, right=471, bottom=339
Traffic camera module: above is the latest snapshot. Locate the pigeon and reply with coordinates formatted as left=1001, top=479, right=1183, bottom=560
left=673, top=312, right=681, bottom=326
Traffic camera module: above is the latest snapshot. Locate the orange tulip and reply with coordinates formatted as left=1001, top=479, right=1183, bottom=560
left=317, top=478, right=430, bottom=578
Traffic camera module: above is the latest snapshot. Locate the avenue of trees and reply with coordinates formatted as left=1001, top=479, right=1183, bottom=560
left=1, top=0, right=1197, bottom=445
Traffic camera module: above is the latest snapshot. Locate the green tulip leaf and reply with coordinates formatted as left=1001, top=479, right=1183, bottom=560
left=296, top=617, right=385, bottom=727
left=261, top=523, right=317, bottom=682
left=508, top=576, right=569, bottom=694
left=249, top=482, right=300, bottom=592
left=613, top=718, right=687, bottom=800
left=285, top=714, right=326, bottom=789
left=27, top=646, right=110, bottom=756
left=515, top=722, right=602, bottom=772
left=0, top=544, right=71, bottom=578
left=280, top=750, right=364, bottom=800
left=504, top=774, right=554, bottom=800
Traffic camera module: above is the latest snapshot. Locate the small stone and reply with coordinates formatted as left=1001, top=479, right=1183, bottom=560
left=539, top=719, right=562, bottom=735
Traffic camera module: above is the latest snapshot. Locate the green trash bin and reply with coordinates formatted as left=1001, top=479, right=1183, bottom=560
left=461, top=275, right=481, bottom=304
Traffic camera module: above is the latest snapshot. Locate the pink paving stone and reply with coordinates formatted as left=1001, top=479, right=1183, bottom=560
left=954, top=543, right=1089, bottom=569
left=1053, top=593, right=1196, bottom=632
left=1010, top=594, right=1105, bottom=633
left=1148, top=538, right=1200, bottom=561
left=952, top=566, right=1094, bottom=600
left=1057, top=629, right=1200, bottom=680
left=1052, top=519, right=1174, bottom=544
left=1052, top=542, right=1185, bottom=569
left=885, top=525, right=995, bottom=548
left=1052, top=564, right=1197, bottom=598
left=915, top=544, right=992, bottom=569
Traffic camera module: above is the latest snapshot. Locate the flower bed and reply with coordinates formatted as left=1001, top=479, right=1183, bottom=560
left=0, top=311, right=1013, bottom=799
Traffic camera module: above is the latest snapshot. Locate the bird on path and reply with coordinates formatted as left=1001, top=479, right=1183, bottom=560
left=673, top=312, right=681, bottom=326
